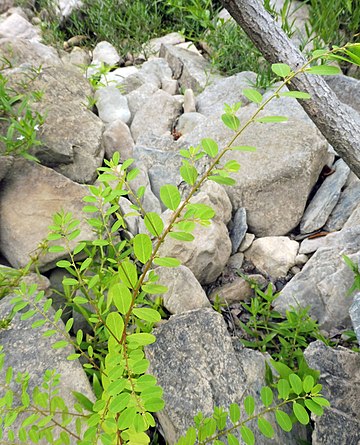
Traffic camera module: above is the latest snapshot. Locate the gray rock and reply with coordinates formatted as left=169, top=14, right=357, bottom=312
left=245, top=236, right=299, bottom=279
left=56, top=0, right=83, bottom=18
left=324, top=177, right=360, bottom=231
left=183, top=88, right=196, bottom=113
left=0, top=12, right=40, bottom=40
left=161, top=78, right=178, bottom=95
left=152, top=265, right=210, bottom=314
left=299, top=235, right=331, bottom=255
left=225, top=252, right=244, bottom=270
left=118, top=197, right=139, bottom=236
left=295, top=253, right=308, bottom=266
left=239, top=233, right=255, bottom=252
left=158, top=213, right=231, bottom=284
left=196, top=71, right=257, bottom=117
left=146, top=308, right=307, bottom=445
left=326, top=74, right=360, bottom=113
left=275, top=226, right=360, bottom=329
left=0, top=284, right=94, bottom=443
left=95, top=85, right=131, bottom=124
left=130, top=90, right=182, bottom=142
left=304, top=341, right=360, bottom=445
left=62, top=46, right=91, bottom=69
left=145, top=32, right=185, bottom=57
left=229, top=207, right=248, bottom=254
left=300, top=159, right=350, bottom=234
left=209, top=274, right=267, bottom=303
left=0, top=159, right=97, bottom=271
left=159, top=43, right=220, bottom=93
left=92, top=40, right=121, bottom=67
left=349, top=292, right=360, bottom=345
left=0, top=155, right=13, bottom=181
left=126, top=83, right=159, bottom=121
left=102, top=119, right=134, bottom=161
left=100, top=66, right=139, bottom=87
left=176, top=112, right=207, bottom=136
left=128, top=165, right=162, bottom=215
left=0, top=1, right=14, bottom=13
left=140, top=58, right=173, bottom=86
left=344, top=203, right=360, bottom=229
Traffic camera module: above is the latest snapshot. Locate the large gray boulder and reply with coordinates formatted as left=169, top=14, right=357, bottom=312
left=146, top=308, right=307, bottom=445
left=0, top=12, right=40, bottom=40
left=0, top=159, right=96, bottom=271
left=304, top=341, right=360, bottom=445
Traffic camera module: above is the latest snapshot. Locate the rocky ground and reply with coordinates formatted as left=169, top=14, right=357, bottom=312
left=0, top=1, right=360, bottom=444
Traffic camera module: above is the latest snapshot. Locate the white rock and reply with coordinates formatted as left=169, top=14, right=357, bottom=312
left=183, top=88, right=197, bottom=113
left=245, top=236, right=299, bottom=278
left=239, top=233, right=255, bottom=252
left=209, top=274, right=267, bottom=303
left=145, top=32, right=185, bottom=57
left=119, top=197, right=139, bottom=236
left=0, top=13, right=40, bottom=40
left=95, top=86, right=131, bottom=124
left=102, top=119, right=134, bottom=161
left=92, top=41, right=121, bottom=66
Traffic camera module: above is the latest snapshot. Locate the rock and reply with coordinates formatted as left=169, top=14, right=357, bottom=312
left=140, top=58, right=173, bottom=86
left=225, top=252, right=244, bottom=271
left=229, top=207, right=247, bottom=254
left=56, top=0, right=83, bottom=18
left=145, top=32, right=185, bottom=57
left=183, top=88, right=196, bottom=113
left=62, top=46, right=91, bottom=68
left=126, top=83, right=159, bottom=121
left=299, top=235, right=331, bottom=255
left=118, top=197, right=139, bottom=236
left=102, top=119, right=134, bottom=161
left=176, top=112, right=207, bottom=136
left=245, top=237, right=299, bottom=279
left=349, top=292, right=360, bottom=345
left=161, top=78, right=178, bottom=95
left=209, top=274, right=267, bottom=303
left=151, top=265, right=210, bottom=314
left=300, top=159, right=350, bottom=234
left=128, top=165, right=162, bottom=215
left=175, top=41, right=202, bottom=55
left=326, top=74, right=360, bottom=113
left=0, top=1, right=14, bottom=14
left=92, top=40, right=121, bottom=67
left=344, top=203, right=360, bottom=229
left=158, top=214, right=231, bottom=284
left=0, top=37, right=62, bottom=67
left=239, top=233, right=255, bottom=252
left=130, top=90, right=182, bottom=142
left=159, top=43, right=220, bottom=93
left=95, top=85, right=131, bottom=124
left=295, top=253, right=308, bottom=266
left=0, top=155, right=13, bottom=181
left=304, top=341, right=360, bottom=445
left=0, top=159, right=97, bottom=271
left=100, top=66, right=139, bottom=87
left=196, top=71, right=257, bottom=117
left=146, top=308, right=307, bottom=444
left=180, top=100, right=329, bottom=236
left=324, top=177, right=360, bottom=231
left=0, top=285, right=94, bottom=442
left=0, top=12, right=40, bottom=40
left=8, top=65, right=104, bottom=183
left=275, top=226, right=360, bottom=329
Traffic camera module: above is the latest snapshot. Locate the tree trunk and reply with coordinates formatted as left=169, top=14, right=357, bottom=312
left=221, top=0, right=360, bottom=177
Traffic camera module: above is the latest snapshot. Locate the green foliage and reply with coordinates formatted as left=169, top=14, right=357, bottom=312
left=343, top=255, right=360, bottom=295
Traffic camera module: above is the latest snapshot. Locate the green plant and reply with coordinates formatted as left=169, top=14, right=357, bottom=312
left=343, top=255, right=360, bottom=295
left=2, top=43, right=358, bottom=444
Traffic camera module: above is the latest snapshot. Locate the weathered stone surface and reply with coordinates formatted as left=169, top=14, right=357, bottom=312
left=326, top=74, right=360, bottom=113
left=176, top=112, right=206, bottom=135
left=344, top=203, right=360, bottom=229
left=245, top=237, right=299, bottom=279
left=62, top=46, right=91, bottom=68
left=0, top=0, right=14, bottom=14
left=196, top=71, right=256, bottom=117
left=140, top=58, right=173, bottom=86
left=0, top=155, right=13, bottom=181
left=225, top=252, right=244, bottom=271
left=209, top=274, right=267, bottom=303
left=92, top=40, right=121, bottom=66
left=131, top=90, right=182, bottom=142
left=146, top=308, right=307, bottom=445
left=126, top=83, right=159, bottom=121
left=119, top=197, right=139, bottom=236
left=275, top=226, right=360, bottom=329
left=128, top=165, right=162, bottom=215
left=304, top=341, right=360, bottom=445
left=158, top=214, right=231, bottom=284
left=161, top=78, right=178, bottom=95
left=229, top=207, right=247, bottom=254
left=102, top=119, right=134, bottom=161
left=0, top=37, right=61, bottom=67
left=0, top=287, right=94, bottom=443
left=239, top=232, right=255, bottom=252
left=56, top=0, right=83, bottom=18
left=159, top=43, right=220, bottom=93
left=349, top=292, right=360, bottom=345
left=95, top=85, right=131, bottom=124
left=152, top=265, right=210, bottom=314
left=0, top=12, right=40, bottom=40
left=183, top=88, right=196, bottom=113
left=324, top=177, right=360, bottom=231
left=300, top=159, right=350, bottom=234
left=100, top=66, right=139, bottom=87
left=0, top=159, right=96, bottom=271
left=180, top=101, right=329, bottom=236
left=145, top=32, right=185, bottom=57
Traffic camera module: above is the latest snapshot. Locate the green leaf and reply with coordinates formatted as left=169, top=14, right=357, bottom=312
left=31, top=319, right=46, bottom=329
left=52, top=340, right=68, bottom=349
left=302, top=375, right=315, bottom=393
left=160, top=185, right=181, bottom=210
left=221, top=113, right=240, bottom=131
left=277, top=379, right=290, bottom=400
left=180, top=162, right=198, bottom=186
left=306, top=65, right=341, bottom=75
left=133, top=234, right=153, bottom=264
left=244, top=395, right=255, bottom=416
left=256, top=116, right=288, bottom=123
left=109, top=282, right=132, bottom=314
left=231, top=145, right=256, bottom=152
left=67, top=353, right=81, bottom=360
left=304, top=399, right=324, bottom=416
left=72, top=392, right=94, bottom=412
left=311, top=397, right=330, bottom=407
left=258, top=417, right=274, bottom=438
left=127, top=332, right=156, bottom=346
left=109, top=392, right=130, bottom=413
left=260, top=386, right=273, bottom=407
left=48, top=245, right=66, bottom=253
left=169, top=232, right=195, bottom=241
left=271, top=360, right=293, bottom=379
left=153, top=257, right=181, bottom=267
left=275, top=409, right=292, bottom=432
left=201, top=138, right=219, bottom=158
left=118, top=260, right=138, bottom=289
left=142, top=284, right=168, bottom=294
left=223, top=160, right=240, bottom=172
left=144, top=398, right=165, bottom=412
left=56, top=260, right=72, bottom=268
left=62, top=277, right=78, bottom=286
left=279, top=91, right=311, bottom=99
left=83, top=205, right=99, bottom=213
left=208, top=175, right=236, bottom=186
left=144, top=212, right=164, bottom=237
left=243, top=88, right=263, bottom=104
left=117, top=407, right=137, bottom=429
left=289, top=374, right=303, bottom=395
left=271, top=63, right=291, bottom=77
left=293, top=402, right=309, bottom=425
left=240, top=425, right=255, bottom=445
left=132, top=308, right=161, bottom=323
left=107, top=379, right=127, bottom=397
left=229, top=403, right=240, bottom=423
left=106, top=312, right=124, bottom=341
left=227, top=433, right=239, bottom=445
left=183, top=427, right=197, bottom=445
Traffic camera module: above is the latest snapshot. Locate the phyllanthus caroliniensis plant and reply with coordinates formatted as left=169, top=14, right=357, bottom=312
left=1, top=42, right=359, bottom=445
